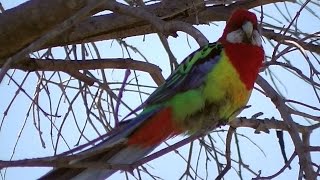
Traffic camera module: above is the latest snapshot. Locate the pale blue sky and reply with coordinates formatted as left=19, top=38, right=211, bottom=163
left=0, top=1, right=319, bottom=180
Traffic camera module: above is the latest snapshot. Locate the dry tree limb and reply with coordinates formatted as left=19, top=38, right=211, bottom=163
left=0, top=117, right=318, bottom=175
left=0, top=0, right=94, bottom=59
left=4, top=58, right=165, bottom=86
left=0, top=0, right=297, bottom=59
left=256, top=75, right=317, bottom=179
left=104, top=1, right=209, bottom=46
left=0, top=0, right=111, bottom=82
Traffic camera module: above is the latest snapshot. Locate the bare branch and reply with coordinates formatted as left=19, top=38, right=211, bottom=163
left=256, top=75, right=317, bottom=179
left=6, top=58, right=165, bottom=86
left=0, top=0, right=111, bottom=82
left=216, top=127, right=235, bottom=180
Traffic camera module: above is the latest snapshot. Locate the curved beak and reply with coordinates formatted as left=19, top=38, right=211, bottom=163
left=242, top=21, right=254, bottom=39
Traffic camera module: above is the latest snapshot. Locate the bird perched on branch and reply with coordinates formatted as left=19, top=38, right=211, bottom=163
left=40, top=9, right=264, bottom=180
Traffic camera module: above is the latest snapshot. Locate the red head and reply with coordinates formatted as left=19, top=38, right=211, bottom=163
left=219, top=9, right=262, bottom=47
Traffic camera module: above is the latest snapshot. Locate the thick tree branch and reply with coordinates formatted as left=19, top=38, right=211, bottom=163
left=104, top=1, right=209, bottom=46
left=0, top=0, right=296, bottom=60
left=0, top=0, right=111, bottom=82
left=0, top=0, right=92, bottom=59
left=44, top=0, right=295, bottom=48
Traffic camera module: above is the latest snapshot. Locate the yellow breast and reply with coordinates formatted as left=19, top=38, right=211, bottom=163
left=203, top=50, right=251, bottom=120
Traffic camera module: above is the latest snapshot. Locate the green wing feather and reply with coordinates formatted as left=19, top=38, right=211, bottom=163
left=145, top=42, right=223, bottom=106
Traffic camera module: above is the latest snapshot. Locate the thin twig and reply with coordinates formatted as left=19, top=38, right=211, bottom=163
left=114, top=69, right=131, bottom=126
left=215, top=127, right=235, bottom=180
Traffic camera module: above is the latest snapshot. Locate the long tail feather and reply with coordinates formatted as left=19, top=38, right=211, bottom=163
left=39, top=107, right=177, bottom=180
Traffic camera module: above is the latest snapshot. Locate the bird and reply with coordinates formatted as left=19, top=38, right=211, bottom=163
left=39, top=8, right=265, bottom=180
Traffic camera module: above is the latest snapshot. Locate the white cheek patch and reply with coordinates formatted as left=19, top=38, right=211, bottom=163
left=226, top=29, right=244, bottom=43
left=226, top=29, right=262, bottom=47
left=252, top=30, right=262, bottom=47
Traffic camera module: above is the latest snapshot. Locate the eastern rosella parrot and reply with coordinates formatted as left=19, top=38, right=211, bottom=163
left=40, top=9, right=264, bottom=180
